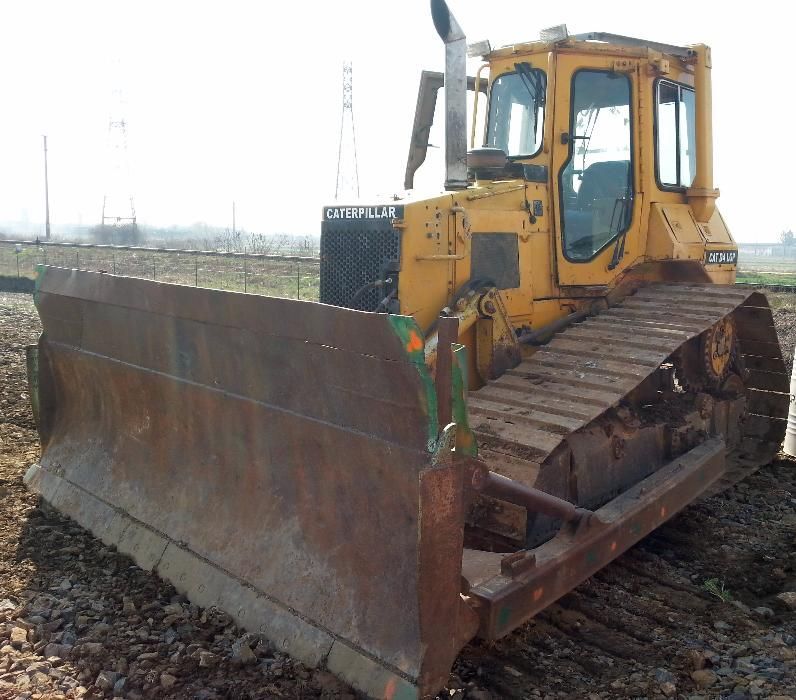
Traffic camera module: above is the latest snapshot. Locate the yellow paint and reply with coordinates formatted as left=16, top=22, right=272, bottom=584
left=394, top=36, right=736, bottom=388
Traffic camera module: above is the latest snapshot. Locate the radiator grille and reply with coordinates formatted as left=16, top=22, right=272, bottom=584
left=320, top=221, right=400, bottom=311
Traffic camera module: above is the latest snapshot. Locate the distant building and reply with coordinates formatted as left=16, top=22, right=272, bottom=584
left=738, top=243, right=796, bottom=258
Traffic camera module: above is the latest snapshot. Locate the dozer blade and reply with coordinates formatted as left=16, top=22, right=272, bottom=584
left=24, top=267, right=479, bottom=699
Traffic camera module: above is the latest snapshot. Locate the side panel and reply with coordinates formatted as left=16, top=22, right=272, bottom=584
left=398, top=194, right=456, bottom=331
left=453, top=189, right=535, bottom=322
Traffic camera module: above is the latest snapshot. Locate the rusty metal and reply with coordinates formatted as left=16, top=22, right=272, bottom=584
left=25, top=266, right=476, bottom=700
left=25, top=345, right=41, bottom=427
left=470, top=463, right=590, bottom=524
left=467, top=283, right=788, bottom=550
left=468, top=285, right=788, bottom=506
left=462, top=438, right=726, bottom=639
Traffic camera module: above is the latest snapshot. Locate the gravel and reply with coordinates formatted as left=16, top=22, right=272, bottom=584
left=770, top=293, right=796, bottom=371
left=1, top=291, right=795, bottom=700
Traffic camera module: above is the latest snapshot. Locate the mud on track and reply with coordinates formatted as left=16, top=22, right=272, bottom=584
left=1, top=291, right=794, bottom=699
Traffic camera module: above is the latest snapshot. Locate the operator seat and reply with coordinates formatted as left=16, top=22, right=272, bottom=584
left=577, top=160, right=630, bottom=208
left=563, top=159, right=630, bottom=258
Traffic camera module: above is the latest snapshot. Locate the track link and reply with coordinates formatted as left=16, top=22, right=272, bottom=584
left=468, top=284, right=789, bottom=498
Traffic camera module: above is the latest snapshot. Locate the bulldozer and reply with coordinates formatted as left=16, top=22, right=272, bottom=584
left=24, top=1, right=790, bottom=698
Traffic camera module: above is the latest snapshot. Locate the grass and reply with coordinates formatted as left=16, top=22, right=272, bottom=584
left=702, top=578, right=733, bottom=603
left=736, top=271, right=796, bottom=286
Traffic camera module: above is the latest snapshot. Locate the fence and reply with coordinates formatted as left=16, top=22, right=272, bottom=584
left=0, top=240, right=320, bottom=301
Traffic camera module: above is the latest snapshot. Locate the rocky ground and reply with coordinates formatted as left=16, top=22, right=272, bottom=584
left=771, top=301, right=795, bottom=372
left=1, top=290, right=795, bottom=700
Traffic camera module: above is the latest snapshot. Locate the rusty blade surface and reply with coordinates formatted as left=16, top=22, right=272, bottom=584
left=27, top=267, right=477, bottom=699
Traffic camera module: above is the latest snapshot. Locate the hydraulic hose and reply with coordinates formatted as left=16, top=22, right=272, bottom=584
left=349, top=281, right=378, bottom=307
left=349, top=277, right=393, bottom=309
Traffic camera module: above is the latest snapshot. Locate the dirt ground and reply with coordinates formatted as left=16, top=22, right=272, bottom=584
left=771, top=301, right=796, bottom=372
left=1, top=290, right=795, bottom=700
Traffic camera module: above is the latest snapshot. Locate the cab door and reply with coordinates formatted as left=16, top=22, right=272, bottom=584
left=551, top=53, right=643, bottom=286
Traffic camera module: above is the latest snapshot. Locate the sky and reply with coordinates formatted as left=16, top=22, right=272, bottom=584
left=0, top=0, right=791, bottom=243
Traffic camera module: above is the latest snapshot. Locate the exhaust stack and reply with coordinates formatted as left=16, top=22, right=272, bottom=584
left=431, top=0, right=468, bottom=190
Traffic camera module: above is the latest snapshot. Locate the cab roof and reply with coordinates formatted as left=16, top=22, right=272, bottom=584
left=486, top=32, right=697, bottom=62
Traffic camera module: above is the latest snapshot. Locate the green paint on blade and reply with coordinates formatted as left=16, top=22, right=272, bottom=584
left=451, top=344, right=477, bottom=456
left=387, top=315, right=439, bottom=451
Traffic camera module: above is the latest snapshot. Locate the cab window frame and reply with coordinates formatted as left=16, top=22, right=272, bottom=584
left=484, top=68, right=547, bottom=160
left=558, top=68, right=636, bottom=264
left=653, top=78, right=696, bottom=192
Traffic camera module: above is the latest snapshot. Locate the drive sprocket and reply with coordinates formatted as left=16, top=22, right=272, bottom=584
left=701, top=316, right=735, bottom=388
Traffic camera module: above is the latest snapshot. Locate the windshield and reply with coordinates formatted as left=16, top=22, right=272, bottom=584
left=485, top=67, right=546, bottom=157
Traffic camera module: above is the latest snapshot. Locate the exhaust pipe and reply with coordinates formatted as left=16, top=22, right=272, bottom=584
left=431, top=0, right=468, bottom=190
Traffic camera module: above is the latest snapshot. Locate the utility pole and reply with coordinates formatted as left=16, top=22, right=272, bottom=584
left=43, top=135, right=51, bottom=239
left=101, top=85, right=137, bottom=241
left=335, top=61, right=360, bottom=201
left=232, top=201, right=236, bottom=234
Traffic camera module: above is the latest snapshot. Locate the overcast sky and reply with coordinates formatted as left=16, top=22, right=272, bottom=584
left=0, top=0, right=790, bottom=242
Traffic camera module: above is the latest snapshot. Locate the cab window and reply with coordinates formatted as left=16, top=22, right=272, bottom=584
left=485, top=67, right=546, bottom=157
left=656, top=80, right=696, bottom=188
left=559, top=70, right=633, bottom=261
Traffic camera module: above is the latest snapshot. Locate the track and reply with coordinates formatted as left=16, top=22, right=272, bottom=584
left=468, top=285, right=789, bottom=523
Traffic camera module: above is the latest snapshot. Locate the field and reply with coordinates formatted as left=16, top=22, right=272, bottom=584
left=737, top=255, right=796, bottom=287
left=0, top=289, right=795, bottom=699
left=0, top=241, right=320, bottom=301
